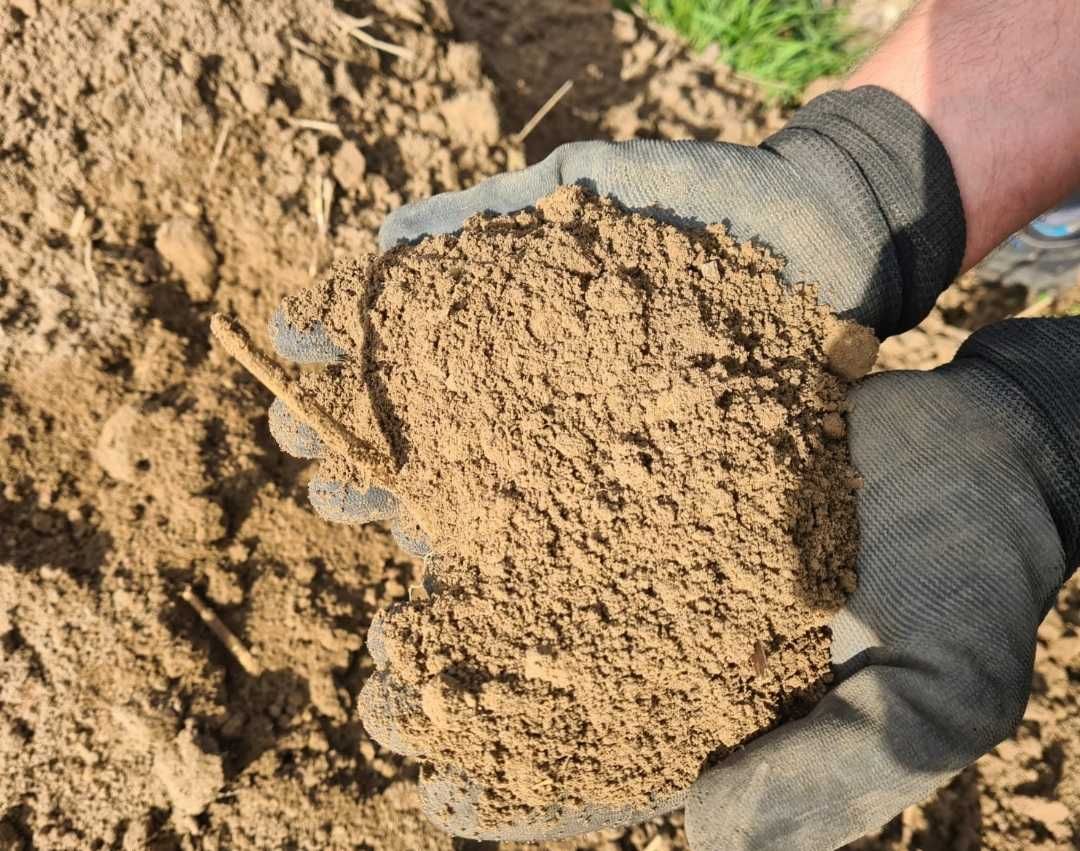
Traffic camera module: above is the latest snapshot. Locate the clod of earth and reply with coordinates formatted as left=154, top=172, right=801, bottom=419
left=156, top=216, right=219, bottom=302
left=272, top=186, right=876, bottom=824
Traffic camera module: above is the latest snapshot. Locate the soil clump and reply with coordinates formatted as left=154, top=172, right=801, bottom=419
left=281, top=186, right=871, bottom=822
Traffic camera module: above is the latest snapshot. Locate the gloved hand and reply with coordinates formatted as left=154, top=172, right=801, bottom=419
left=265, top=85, right=1080, bottom=848
left=380, top=86, right=965, bottom=340
left=680, top=320, right=1080, bottom=849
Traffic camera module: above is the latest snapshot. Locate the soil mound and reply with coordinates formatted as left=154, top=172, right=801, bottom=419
left=281, top=186, right=875, bottom=822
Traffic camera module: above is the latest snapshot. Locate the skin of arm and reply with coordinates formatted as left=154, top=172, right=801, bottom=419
left=846, top=0, right=1080, bottom=271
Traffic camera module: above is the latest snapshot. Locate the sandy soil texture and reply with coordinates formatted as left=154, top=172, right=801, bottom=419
left=2, top=0, right=1079, bottom=848
left=282, top=186, right=869, bottom=823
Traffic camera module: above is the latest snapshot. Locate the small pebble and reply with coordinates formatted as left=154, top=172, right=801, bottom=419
left=332, top=141, right=367, bottom=191
left=238, top=80, right=269, bottom=113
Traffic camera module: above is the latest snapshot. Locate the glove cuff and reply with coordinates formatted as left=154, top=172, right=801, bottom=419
left=956, top=316, right=1080, bottom=574
left=764, top=85, right=966, bottom=336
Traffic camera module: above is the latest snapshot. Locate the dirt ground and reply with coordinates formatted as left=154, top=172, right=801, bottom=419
left=1, top=1, right=1078, bottom=850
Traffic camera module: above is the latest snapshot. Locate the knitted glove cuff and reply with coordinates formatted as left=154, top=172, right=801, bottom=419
left=957, top=316, right=1080, bottom=573
left=764, top=85, right=966, bottom=336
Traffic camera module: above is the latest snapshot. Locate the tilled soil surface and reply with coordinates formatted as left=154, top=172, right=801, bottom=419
left=1, top=0, right=1078, bottom=848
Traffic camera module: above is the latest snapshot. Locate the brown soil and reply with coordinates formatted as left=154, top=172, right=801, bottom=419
left=1, top=0, right=518, bottom=848
left=279, top=186, right=870, bottom=822
left=444, top=0, right=785, bottom=162
left=2, top=0, right=1080, bottom=846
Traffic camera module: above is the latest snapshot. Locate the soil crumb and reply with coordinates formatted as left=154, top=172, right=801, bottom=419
left=282, top=186, right=870, bottom=822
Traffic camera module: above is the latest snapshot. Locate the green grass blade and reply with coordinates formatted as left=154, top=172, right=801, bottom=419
left=635, top=0, right=865, bottom=102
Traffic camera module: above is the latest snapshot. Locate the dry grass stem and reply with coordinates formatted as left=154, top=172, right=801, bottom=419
left=316, top=177, right=334, bottom=242
left=329, top=13, right=414, bottom=60
left=287, top=36, right=332, bottom=66
left=181, top=586, right=263, bottom=676
left=344, top=26, right=414, bottom=59
left=320, top=177, right=334, bottom=233
left=206, top=118, right=234, bottom=183
left=210, top=314, right=395, bottom=484
left=286, top=117, right=344, bottom=138
left=83, top=240, right=101, bottom=303
left=309, top=175, right=335, bottom=276
left=68, top=206, right=87, bottom=242
left=512, top=79, right=574, bottom=143
left=332, top=12, right=375, bottom=29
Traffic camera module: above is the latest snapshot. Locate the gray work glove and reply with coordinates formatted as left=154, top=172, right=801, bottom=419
left=265, top=86, right=1080, bottom=848
left=680, top=321, right=1080, bottom=848
left=380, top=86, right=965, bottom=339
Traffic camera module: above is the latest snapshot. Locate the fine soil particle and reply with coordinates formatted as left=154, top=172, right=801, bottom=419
left=281, top=186, right=871, bottom=821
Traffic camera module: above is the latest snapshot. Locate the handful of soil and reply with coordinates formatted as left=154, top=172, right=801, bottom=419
left=281, top=187, right=877, bottom=825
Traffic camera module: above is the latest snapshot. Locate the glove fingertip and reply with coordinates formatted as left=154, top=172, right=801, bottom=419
left=366, top=610, right=390, bottom=667
left=417, top=767, right=487, bottom=838
left=378, top=152, right=571, bottom=251
left=268, top=309, right=344, bottom=364
left=358, top=672, right=426, bottom=758
left=391, top=518, right=433, bottom=557
left=268, top=398, right=323, bottom=458
left=308, top=478, right=400, bottom=525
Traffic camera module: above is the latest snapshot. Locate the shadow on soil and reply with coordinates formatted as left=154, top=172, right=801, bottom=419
left=0, top=483, right=114, bottom=585
left=159, top=576, right=311, bottom=780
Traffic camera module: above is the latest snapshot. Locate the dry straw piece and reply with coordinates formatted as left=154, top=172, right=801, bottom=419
left=181, top=586, right=263, bottom=676
left=209, top=313, right=395, bottom=485
left=333, top=11, right=414, bottom=59
left=512, top=79, right=574, bottom=143
left=285, top=117, right=344, bottom=138
left=205, top=118, right=234, bottom=184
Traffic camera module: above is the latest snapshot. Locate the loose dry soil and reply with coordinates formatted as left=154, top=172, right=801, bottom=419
left=282, top=186, right=870, bottom=823
left=2, top=0, right=1080, bottom=849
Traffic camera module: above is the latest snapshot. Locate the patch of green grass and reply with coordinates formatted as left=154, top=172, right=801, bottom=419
left=628, top=0, right=863, bottom=102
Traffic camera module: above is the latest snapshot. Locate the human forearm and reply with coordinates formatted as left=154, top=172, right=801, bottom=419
left=846, top=0, right=1080, bottom=271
